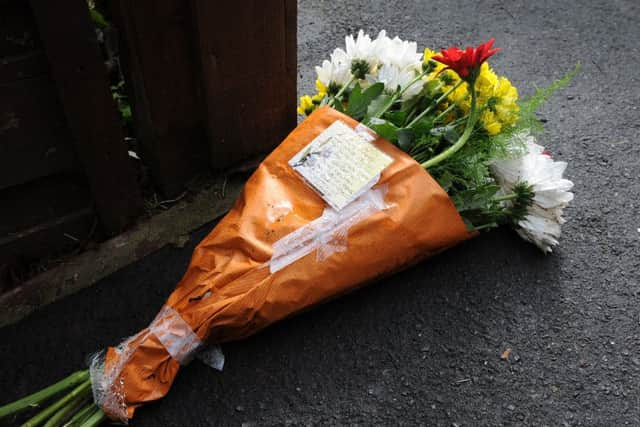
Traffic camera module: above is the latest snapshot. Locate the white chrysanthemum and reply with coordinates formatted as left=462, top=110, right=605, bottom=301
left=315, top=31, right=380, bottom=88
left=491, top=132, right=574, bottom=253
left=369, top=64, right=423, bottom=100
left=314, top=30, right=424, bottom=98
left=315, top=52, right=351, bottom=87
left=345, top=30, right=377, bottom=65
left=375, top=31, right=423, bottom=71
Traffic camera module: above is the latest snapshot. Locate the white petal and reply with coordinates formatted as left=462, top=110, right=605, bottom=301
left=491, top=132, right=574, bottom=252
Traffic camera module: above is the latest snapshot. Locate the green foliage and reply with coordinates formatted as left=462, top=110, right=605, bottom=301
left=330, top=63, right=579, bottom=233
left=507, top=182, right=535, bottom=224
left=513, top=63, right=581, bottom=135
left=89, top=8, right=109, bottom=29
left=365, top=94, right=393, bottom=120
left=383, top=110, right=408, bottom=127
left=346, top=83, right=385, bottom=121
left=450, top=183, right=502, bottom=231
left=425, top=126, right=517, bottom=230
left=368, top=119, right=399, bottom=143
left=86, top=0, right=132, bottom=126
left=86, top=0, right=109, bottom=29
left=111, top=81, right=132, bottom=125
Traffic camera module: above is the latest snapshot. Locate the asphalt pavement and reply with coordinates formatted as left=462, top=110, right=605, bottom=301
left=2, top=0, right=640, bottom=425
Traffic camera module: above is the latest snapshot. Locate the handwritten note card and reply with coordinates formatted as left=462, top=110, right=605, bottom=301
left=289, top=120, right=393, bottom=211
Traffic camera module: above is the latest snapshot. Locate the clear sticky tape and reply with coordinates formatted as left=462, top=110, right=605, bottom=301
left=354, top=123, right=377, bottom=142
left=196, top=344, right=225, bottom=371
left=89, top=305, right=206, bottom=422
left=89, top=329, right=151, bottom=423
left=269, top=186, right=388, bottom=273
left=149, top=305, right=202, bottom=365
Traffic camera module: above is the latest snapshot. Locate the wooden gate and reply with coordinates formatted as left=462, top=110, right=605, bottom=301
left=0, top=0, right=297, bottom=289
left=111, top=0, right=297, bottom=196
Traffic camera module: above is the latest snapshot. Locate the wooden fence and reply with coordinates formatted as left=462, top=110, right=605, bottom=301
left=0, top=0, right=297, bottom=290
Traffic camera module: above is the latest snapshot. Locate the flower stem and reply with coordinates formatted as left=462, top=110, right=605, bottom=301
left=449, top=114, right=469, bottom=127
left=407, top=79, right=464, bottom=128
left=79, top=407, right=106, bottom=427
left=0, top=370, right=89, bottom=419
left=433, top=103, right=456, bottom=123
left=367, top=68, right=430, bottom=121
left=43, top=393, right=89, bottom=427
left=64, top=402, right=97, bottom=426
left=471, top=222, right=500, bottom=231
left=21, top=380, right=91, bottom=427
left=493, top=193, right=519, bottom=203
left=421, top=81, right=478, bottom=169
left=328, top=76, right=356, bottom=108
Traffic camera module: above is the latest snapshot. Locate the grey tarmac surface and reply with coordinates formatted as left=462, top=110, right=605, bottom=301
left=2, top=0, right=640, bottom=425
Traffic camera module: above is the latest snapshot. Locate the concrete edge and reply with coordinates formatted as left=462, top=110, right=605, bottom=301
left=0, top=176, right=246, bottom=328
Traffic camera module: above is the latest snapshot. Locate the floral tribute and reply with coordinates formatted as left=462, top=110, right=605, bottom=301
left=299, top=30, right=575, bottom=250
left=2, top=31, right=575, bottom=426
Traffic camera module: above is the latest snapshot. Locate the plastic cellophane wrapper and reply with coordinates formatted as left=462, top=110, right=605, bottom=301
left=90, top=106, right=472, bottom=421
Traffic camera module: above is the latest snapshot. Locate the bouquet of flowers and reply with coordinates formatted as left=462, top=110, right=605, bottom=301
left=1, top=31, right=575, bottom=426
left=299, top=31, right=575, bottom=249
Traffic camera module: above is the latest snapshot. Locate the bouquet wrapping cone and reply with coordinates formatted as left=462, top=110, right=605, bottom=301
left=92, top=106, right=472, bottom=421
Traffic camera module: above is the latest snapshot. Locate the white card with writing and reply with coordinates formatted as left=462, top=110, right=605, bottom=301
left=289, top=120, right=393, bottom=211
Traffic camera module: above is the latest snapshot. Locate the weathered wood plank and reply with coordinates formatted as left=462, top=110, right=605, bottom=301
left=110, top=0, right=209, bottom=197
left=0, top=172, right=247, bottom=327
left=0, top=173, right=96, bottom=291
left=191, top=0, right=297, bottom=169
left=0, top=0, right=49, bottom=83
left=29, top=0, right=142, bottom=234
left=0, top=50, right=49, bottom=82
left=0, top=76, right=78, bottom=190
left=0, top=173, right=92, bottom=237
left=0, top=0, right=42, bottom=59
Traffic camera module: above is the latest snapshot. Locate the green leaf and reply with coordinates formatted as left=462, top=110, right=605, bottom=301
left=429, top=124, right=459, bottom=144
left=423, top=79, right=441, bottom=96
left=368, top=119, right=399, bottom=143
left=437, top=171, right=455, bottom=192
left=89, top=8, right=109, bottom=29
left=385, top=110, right=407, bottom=127
left=443, top=127, right=459, bottom=144
left=400, top=94, right=421, bottom=112
left=347, top=82, right=385, bottom=121
left=514, top=63, right=580, bottom=135
left=364, top=94, right=392, bottom=121
left=411, top=116, right=434, bottom=136
left=396, top=128, right=414, bottom=151
left=332, top=98, right=345, bottom=113
left=521, top=63, right=580, bottom=114
left=120, top=105, right=132, bottom=124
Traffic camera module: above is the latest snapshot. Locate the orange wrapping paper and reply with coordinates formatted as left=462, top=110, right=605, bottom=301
left=98, top=106, right=472, bottom=420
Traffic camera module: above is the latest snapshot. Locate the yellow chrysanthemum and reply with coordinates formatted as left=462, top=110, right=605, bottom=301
left=423, top=48, right=462, bottom=110
left=423, top=48, right=447, bottom=75
left=297, top=95, right=314, bottom=116
left=315, top=79, right=328, bottom=96
left=311, top=92, right=325, bottom=104
left=474, top=63, right=499, bottom=102
left=477, top=77, right=519, bottom=134
left=491, top=77, right=519, bottom=126
left=297, top=90, right=327, bottom=116
left=449, top=82, right=470, bottom=111
left=424, top=49, right=520, bottom=133
left=450, top=63, right=496, bottom=110
left=480, top=109, right=502, bottom=135
left=443, top=61, right=519, bottom=134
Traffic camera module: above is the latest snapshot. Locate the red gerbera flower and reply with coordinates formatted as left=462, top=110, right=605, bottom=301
left=432, top=38, right=501, bottom=80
